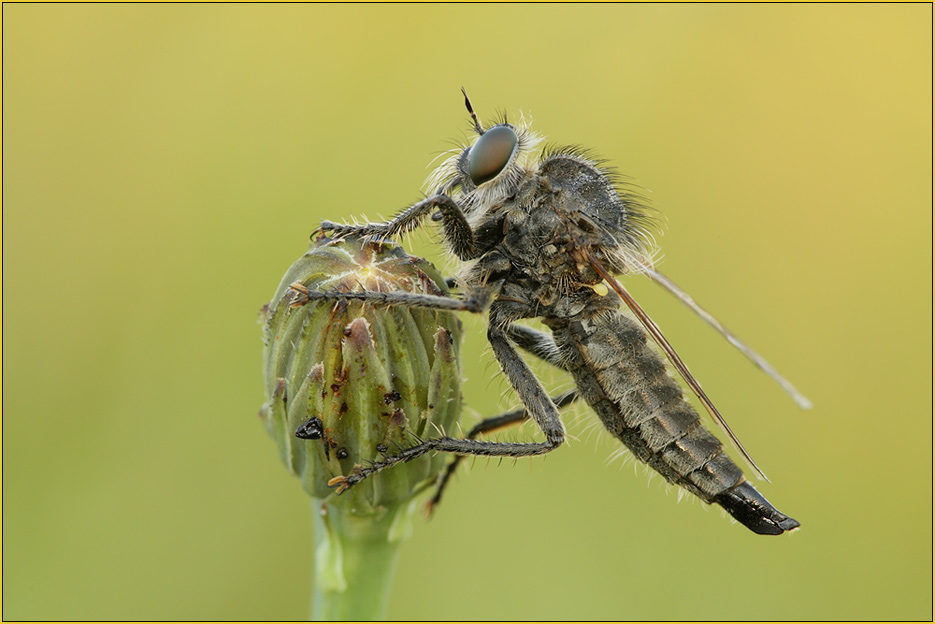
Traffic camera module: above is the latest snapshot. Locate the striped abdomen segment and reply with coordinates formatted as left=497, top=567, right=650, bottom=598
left=548, top=310, right=799, bottom=534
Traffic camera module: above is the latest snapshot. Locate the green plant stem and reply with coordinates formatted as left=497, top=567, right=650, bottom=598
left=311, top=499, right=410, bottom=621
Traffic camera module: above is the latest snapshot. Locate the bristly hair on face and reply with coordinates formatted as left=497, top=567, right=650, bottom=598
left=424, top=112, right=543, bottom=222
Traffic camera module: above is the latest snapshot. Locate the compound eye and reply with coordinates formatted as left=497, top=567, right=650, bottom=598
left=468, top=125, right=518, bottom=186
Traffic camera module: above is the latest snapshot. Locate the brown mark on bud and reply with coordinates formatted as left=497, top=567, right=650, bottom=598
left=330, top=370, right=347, bottom=395
left=342, top=318, right=375, bottom=377
left=274, top=378, right=287, bottom=404
left=389, top=408, right=406, bottom=428
left=435, top=328, right=456, bottom=363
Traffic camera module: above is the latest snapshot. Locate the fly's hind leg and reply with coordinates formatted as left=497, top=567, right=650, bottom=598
left=320, top=194, right=476, bottom=259
left=326, top=430, right=562, bottom=494
left=427, top=324, right=579, bottom=513
left=425, top=388, right=578, bottom=516
left=323, top=315, right=568, bottom=495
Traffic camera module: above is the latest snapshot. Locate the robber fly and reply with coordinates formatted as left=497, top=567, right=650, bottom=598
left=297, top=90, right=810, bottom=535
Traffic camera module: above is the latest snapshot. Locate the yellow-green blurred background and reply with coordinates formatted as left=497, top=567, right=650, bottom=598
left=2, top=4, right=931, bottom=620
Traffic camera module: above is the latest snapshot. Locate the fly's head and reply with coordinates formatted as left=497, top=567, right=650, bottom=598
left=425, top=90, right=543, bottom=228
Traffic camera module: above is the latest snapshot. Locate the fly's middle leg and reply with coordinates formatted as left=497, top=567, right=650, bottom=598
left=320, top=194, right=476, bottom=260
left=288, top=281, right=489, bottom=314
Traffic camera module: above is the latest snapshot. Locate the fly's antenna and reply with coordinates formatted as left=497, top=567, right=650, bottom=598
left=461, top=87, right=485, bottom=135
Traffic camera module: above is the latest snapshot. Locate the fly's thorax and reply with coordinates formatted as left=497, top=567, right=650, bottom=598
left=537, top=284, right=620, bottom=321
left=537, top=150, right=658, bottom=276
left=494, top=180, right=614, bottom=294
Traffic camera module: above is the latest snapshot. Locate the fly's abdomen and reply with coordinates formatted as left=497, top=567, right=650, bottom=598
left=550, top=310, right=799, bottom=534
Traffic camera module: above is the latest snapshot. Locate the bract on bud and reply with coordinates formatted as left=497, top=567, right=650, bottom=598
left=259, top=234, right=462, bottom=517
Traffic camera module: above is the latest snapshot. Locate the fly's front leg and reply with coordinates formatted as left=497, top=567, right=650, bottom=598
left=320, top=194, right=476, bottom=260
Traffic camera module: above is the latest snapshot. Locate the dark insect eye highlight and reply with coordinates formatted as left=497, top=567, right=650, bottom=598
left=468, top=125, right=518, bottom=186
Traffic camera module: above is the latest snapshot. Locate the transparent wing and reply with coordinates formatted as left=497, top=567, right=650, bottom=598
left=585, top=250, right=770, bottom=482
left=643, top=267, right=812, bottom=410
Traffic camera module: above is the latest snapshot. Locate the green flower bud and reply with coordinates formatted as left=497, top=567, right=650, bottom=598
left=259, top=234, right=463, bottom=517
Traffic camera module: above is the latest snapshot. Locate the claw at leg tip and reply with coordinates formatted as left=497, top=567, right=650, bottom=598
left=327, top=475, right=349, bottom=495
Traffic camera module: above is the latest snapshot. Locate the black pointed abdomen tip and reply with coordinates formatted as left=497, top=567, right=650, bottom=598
left=714, top=481, right=800, bottom=535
